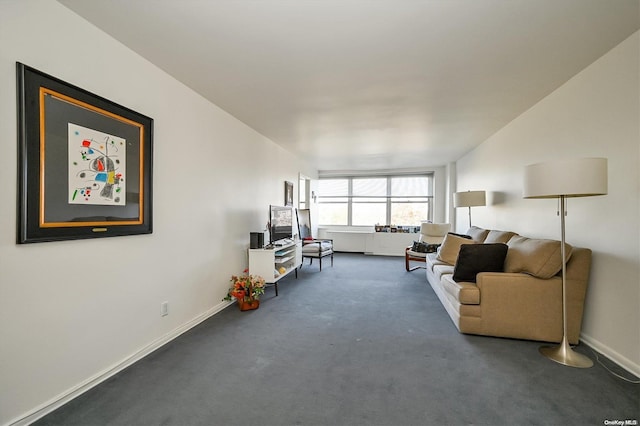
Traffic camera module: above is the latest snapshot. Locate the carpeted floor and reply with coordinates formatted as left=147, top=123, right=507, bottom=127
left=36, top=253, right=639, bottom=426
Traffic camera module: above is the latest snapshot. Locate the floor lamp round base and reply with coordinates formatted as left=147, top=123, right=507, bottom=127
left=539, top=343, right=593, bottom=368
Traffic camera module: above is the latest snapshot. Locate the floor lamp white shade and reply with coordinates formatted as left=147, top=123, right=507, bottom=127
left=453, top=190, right=486, bottom=228
left=523, top=157, right=607, bottom=368
left=524, top=158, right=608, bottom=198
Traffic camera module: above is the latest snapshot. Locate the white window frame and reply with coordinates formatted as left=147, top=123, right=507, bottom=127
left=317, top=174, right=434, bottom=226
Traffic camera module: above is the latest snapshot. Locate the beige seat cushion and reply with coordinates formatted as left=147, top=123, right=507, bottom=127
left=426, top=253, right=447, bottom=272
left=441, top=274, right=480, bottom=305
left=436, top=233, right=476, bottom=265
left=433, top=264, right=455, bottom=281
left=504, top=235, right=572, bottom=279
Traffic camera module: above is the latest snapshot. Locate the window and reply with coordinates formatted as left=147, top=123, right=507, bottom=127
left=317, top=174, right=433, bottom=226
left=390, top=176, right=431, bottom=226
left=352, top=178, right=386, bottom=226
left=317, top=179, right=349, bottom=225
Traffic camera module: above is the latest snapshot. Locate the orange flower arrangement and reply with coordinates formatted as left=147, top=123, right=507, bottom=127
left=224, top=269, right=266, bottom=302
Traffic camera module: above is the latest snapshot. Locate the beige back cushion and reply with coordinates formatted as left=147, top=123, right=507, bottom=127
left=504, top=235, right=573, bottom=279
left=484, top=230, right=518, bottom=244
left=466, top=226, right=489, bottom=243
left=436, top=233, right=476, bottom=265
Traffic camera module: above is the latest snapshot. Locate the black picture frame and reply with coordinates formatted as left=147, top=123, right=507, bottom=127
left=16, top=63, right=153, bottom=243
left=284, top=181, right=293, bottom=206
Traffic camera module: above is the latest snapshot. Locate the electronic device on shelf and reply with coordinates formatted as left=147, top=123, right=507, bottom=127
left=269, top=205, right=293, bottom=245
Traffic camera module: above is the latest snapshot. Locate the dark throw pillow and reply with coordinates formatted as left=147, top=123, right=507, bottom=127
left=412, top=241, right=440, bottom=253
left=425, top=243, right=440, bottom=253
left=448, top=232, right=473, bottom=240
left=452, top=243, right=508, bottom=283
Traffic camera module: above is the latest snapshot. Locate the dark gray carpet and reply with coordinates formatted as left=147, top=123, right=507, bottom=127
left=36, top=253, right=639, bottom=426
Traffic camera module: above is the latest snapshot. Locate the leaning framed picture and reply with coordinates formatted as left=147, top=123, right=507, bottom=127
left=16, top=63, right=153, bottom=243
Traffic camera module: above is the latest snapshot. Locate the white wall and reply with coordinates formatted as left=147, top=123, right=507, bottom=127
left=0, top=1, right=316, bottom=424
left=455, top=32, right=640, bottom=375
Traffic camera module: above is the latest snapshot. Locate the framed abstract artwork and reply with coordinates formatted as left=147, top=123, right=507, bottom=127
left=284, top=181, right=293, bottom=206
left=16, top=63, right=153, bottom=243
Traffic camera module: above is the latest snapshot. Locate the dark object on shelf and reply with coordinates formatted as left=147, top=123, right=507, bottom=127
left=250, top=232, right=265, bottom=249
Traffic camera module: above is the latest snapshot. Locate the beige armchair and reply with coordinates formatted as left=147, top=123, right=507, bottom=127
left=405, top=222, right=451, bottom=271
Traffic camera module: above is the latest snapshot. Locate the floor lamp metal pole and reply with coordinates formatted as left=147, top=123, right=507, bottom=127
left=538, top=195, right=593, bottom=368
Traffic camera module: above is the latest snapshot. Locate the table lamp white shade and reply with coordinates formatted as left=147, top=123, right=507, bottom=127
left=524, top=158, right=608, bottom=198
left=453, top=190, right=486, bottom=207
left=453, top=190, right=486, bottom=228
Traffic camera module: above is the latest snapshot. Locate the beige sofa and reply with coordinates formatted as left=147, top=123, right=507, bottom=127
left=426, top=226, right=592, bottom=344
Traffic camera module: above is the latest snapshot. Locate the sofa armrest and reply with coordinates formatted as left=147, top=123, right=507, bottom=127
left=476, top=272, right=562, bottom=314
left=476, top=272, right=563, bottom=342
left=475, top=271, right=587, bottom=344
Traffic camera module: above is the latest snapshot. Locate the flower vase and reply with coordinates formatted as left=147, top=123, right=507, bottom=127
left=238, top=298, right=260, bottom=311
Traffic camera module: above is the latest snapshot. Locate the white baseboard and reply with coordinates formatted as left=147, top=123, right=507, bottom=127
left=580, top=333, right=640, bottom=378
left=7, top=300, right=233, bottom=426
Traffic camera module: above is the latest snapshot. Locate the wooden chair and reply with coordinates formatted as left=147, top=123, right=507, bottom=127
left=297, top=209, right=334, bottom=271
left=405, top=222, right=450, bottom=271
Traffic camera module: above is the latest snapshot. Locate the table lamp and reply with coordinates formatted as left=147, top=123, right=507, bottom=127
left=453, top=190, right=486, bottom=228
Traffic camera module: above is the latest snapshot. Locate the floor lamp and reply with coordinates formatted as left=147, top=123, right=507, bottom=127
left=524, top=157, right=607, bottom=368
left=453, top=190, right=486, bottom=228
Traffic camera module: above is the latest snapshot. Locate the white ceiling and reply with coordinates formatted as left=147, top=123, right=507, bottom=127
left=58, top=0, right=639, bottom=172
